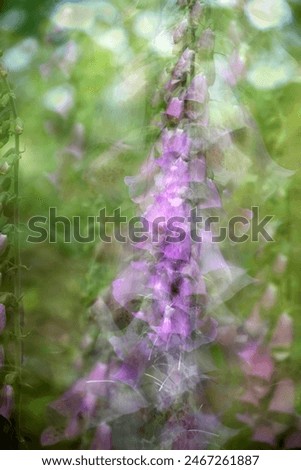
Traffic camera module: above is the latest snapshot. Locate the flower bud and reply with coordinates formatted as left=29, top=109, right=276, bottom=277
left=0, top=234, right=8, bottom=254
left=0, top=384, right=14, bottom=420
left=270, top=313, right=293, bottom=349
left=268, top=379, right=295, bottom=415
left=173, top=48, right=194, bottom=80
left=173, top=19, right=188, bottom=44
left=261, top=283, right=277, bottom=310
left=166, top=97, right=184, bottom=120
left=91, top=422, right=112, bottom=450
left=0, top=162, right=10, bottom=174
left=14, top=117, right=24, bottom=135
left=185, top=74, right=208, bottom=103
left=191, top=1, right=203, bottom=25
left=244, top=304, right=264, bottom=337
left=273, top=253, right=288, bottom=274
left=0, top=303, right=6, bottom=334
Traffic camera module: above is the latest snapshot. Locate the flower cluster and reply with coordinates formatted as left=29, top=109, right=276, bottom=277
left=42, top=1, right=249, bottom=449
left=236, top=311, right=297, bottom=447
left=218, top=247, right=300, bottom=448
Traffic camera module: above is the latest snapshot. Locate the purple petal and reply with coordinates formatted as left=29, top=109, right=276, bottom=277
left=270, top=313, right=293, bottom=349
left=64, top=417, right=81, bottom=439
left=161, top=129, right=191, bottom=161
left=223, top=52, right=245, bottom=87
left=162, top=412, right=221, bottom=450
left=0, top=234, right=8, bottom=254
left=191, top=1, right=203, bottom=23
left=163, top=235, right=191, bottom=262
left=166, top=97, right=184, bottom=120
left=285, top=431, right=301, bottom=449
left=199, top=230, right=228, bottom=274
left=0, top=303, right=6, bottom=334
left=240, top=389, right=260, bottom=407
left=113, top=362, right=140, bottom=386
left=238, top=341, right=258, bottom=364
left=41, top=426, right=64, bottom=446
left=185, top=75, right=208, bottom=103
left=217, top=324, right=237, bottom=347
left=269, top=379, right=295, bottom=415
left=261, top=284, right=277, bottom=310
left=0, top=384, right=14, bottom=420
left=91, top=422, right=112, bottom=450
left=112, top=261, right=149, bottom=308
left=198, top=179, right=222, bottom=209
left=252, top=425, right=276, bottom=447
left=240, top=381, right=269, bottom=406
left=86, top=362, right=109, bottom=396
left=244, top=304, right=264, bottom=337
left=173, top=48, right=194, bottom=80
left=173, top=19, right=188, bottom=44
left=190, top=157, right=206, bottom=182
left=50, top=379, right=86, bottom=417
left=249, top=351, right=274, bottom=381
left=153, top=306, right=192, bottom=341
left=273, top=254, right=288, bottom=274
left=239, top=343, right=274, bottom=381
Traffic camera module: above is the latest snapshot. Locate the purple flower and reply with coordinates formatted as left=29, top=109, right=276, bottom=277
left=252, top=425, right=276, bottom=447
left=0, top=234, right=7, bottom=255
left=268, top=379, right=295, bottom=415
left=0, top=384, right=14, bottom=420
left=112, top=261, right=150, bottom=308
left=173, top=19, right=188, bottom=44
left=270, top=313, right=293, bottom=349
left=185, top=74, right=208, bottom=103
left=244, top=305, right=264, bottom=337
left=152, top=305, right=192, bottom=342
left=260, top=284, right=277, bottom=310
left=273, top=254, right=288, bottom=274
left=41, top=427, right=64, bottom=447
left=173, top=48, right=195, bottom=80
left=191, top=1, right=203, bottom=24
left=285, top=431, right=301, bottom=449
left=43, top=0, right=264, bottom=450
left=110, top=330, right=151, bottom=386
left=161, top=412, right=221, bottom=450
left=161, top=129, right=191, bottom=161
left=91, top=423, right=112, bottom=450
left=222, top=51, right=245, bottom=87
left=0, top=303, right=6, bottom=334
left=189, top=157, right=206, bottom=182
left=239, top=342, right=274, bottom=381
left=166, top=97, right=184, bottom=120
left=240, top=382, right=269, bottom=407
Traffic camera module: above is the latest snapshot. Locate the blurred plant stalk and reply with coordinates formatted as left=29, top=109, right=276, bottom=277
left=0, top=56, right=24, bottom=444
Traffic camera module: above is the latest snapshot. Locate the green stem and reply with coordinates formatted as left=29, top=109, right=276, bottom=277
left=1, top=71, right=23, bottom=443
